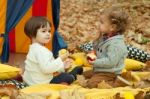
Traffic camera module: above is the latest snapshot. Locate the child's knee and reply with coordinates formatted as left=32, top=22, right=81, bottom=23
left=66, top=76, right=74, bottom=84
left=83, top=70, right=94, bottom=79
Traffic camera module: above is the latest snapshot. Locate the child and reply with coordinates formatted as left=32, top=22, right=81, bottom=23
left=23, top=16, right=83, bottom=86
left=82, top=6, right=129, bottom=88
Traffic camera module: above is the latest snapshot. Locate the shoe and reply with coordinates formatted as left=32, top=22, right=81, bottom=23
left=69, top=66, right=83, bottom=79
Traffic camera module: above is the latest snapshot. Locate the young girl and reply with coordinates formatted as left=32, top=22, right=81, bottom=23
left=82, top=6, right=129, bottom=88
left=23, top=16, right=83, bottom=86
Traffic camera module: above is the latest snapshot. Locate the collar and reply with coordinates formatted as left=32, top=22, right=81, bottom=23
left=102, top=32, right=120, bottom=41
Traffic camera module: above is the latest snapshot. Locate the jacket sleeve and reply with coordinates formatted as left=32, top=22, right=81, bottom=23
left=93, top=44, right=121, bottom=68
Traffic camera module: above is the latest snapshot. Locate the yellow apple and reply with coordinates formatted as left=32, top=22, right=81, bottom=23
left=58, top=49, right=68, bottom=56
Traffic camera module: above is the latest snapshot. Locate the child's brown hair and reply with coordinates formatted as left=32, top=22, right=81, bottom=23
left=101, top=6, right=128, bottom=34
left=24, top=16, right=51, bottom=38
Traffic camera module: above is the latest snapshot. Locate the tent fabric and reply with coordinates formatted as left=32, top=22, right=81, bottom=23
left=52, top=0, right=67, bottom=57
left=0, top=0, right=6, bottom=34
left=1, top=0, right=34, bottom=63
left=32, top=0, right=48, bottom=16
left=0, top=0, right=7, bottom=55
left=10, top=0, right=46, bottom=53
left=9, top=5, right=32, bottom=53
left=52, top=31, right=67, bottom=57
left=0, top=0, right=66, bottom=62
left=9, top=0, right=54, bottom=53
left=52, top=0, right=60, bottom=29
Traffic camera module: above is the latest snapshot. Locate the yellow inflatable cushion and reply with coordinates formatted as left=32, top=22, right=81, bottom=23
left=0, top=64, right=20, bottom=80
left=125, top=58, right=146, bottom=71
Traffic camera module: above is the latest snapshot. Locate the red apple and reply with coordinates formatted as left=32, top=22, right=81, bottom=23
left=87, top=53, right=97, bottom=61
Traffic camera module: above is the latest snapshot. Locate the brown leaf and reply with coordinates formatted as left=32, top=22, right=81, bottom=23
left=135, top=91, right=145, bottom=99
left=76, top=75, right=87, bottom=87
left=114, top=93, right=125, bottom=99
left=97, top=80, right=112, bottom=89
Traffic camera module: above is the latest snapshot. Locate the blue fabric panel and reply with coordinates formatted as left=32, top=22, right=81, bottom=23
left=52, top=0, right=60, bottom=30
left=52, top=0, right=67, bottom=57
left=52, top=31, right=67, bottom=58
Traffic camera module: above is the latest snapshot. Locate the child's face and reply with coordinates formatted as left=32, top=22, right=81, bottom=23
left=99, top=15, right=114, bottom=35
left=34, top=22, right=51, bottom=45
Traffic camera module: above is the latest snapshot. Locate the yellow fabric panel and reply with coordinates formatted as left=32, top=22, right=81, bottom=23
left=0, top=0, right=6, bottom=33
left=0, top=38, right=4, bottom=55
left=15, top=7, right=32, bottom=53
left=45, top=0, right=55, bottom=50
left=0, top=0, right=7, bottom=55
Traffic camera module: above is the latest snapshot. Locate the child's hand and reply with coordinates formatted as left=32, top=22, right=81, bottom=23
left=87, top=51, right=96, bottom=65
left=64, top=58, right=74, bottom=70
left=88, top=60, right=95, bottom=65
left=87, top=51, right=97, bottom=61
left=60, top=52, right=69, bottom=61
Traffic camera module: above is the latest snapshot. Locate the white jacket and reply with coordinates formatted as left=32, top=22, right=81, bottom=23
left=23, top=43, right=64, bottom=85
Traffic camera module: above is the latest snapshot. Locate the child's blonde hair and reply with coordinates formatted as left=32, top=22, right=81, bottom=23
left=101, top=6, right=128, bottom=34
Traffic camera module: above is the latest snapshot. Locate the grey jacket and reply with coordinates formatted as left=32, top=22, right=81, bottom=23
left=93, top=35, right=128, bottom=74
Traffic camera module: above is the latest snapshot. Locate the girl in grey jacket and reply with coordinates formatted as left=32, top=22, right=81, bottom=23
left=83, top=6, right=129, bottom=88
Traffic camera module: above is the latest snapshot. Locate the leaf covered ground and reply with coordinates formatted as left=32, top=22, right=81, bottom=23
left=59, top=0, right=150, bottom=53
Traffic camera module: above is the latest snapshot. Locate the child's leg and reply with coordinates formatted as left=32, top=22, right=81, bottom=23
left=87, top=72, right=116, bottom=88
left=50, top=67, right=83, bottom=84
left=76, top=70, right=95, bottom=87
left=69, top=66, right=83, bottom=79
left=83, top=70, right=95, bottom=79
left=50, top=73, right=74, bottom=84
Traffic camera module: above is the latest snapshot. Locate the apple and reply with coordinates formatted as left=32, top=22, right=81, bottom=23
left=87, top=53, right=97, bottom=61
left=59, top=49, right=68, bottom=56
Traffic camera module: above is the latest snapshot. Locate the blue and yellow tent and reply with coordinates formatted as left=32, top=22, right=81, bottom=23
left=0, top=0, right=67, bottom=63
